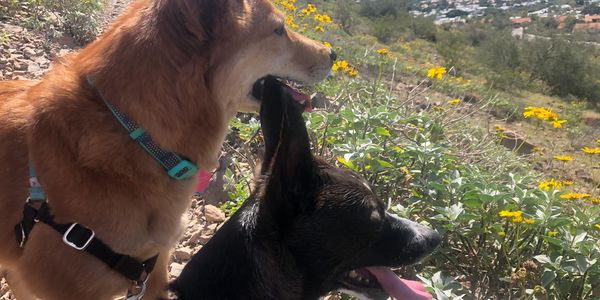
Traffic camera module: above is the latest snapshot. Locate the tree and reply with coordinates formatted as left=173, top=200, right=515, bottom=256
left=446, top=9, right=469, bottom=18
left=581, top=4, right=600, bottom=15
left=523, top=37, right=600, bottom=102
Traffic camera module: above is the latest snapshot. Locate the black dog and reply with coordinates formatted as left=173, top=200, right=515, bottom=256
left=170, top=76, right=441, bottom=300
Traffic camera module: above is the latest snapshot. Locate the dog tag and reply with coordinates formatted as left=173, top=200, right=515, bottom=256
left=125, top=276, right=148, bottom=300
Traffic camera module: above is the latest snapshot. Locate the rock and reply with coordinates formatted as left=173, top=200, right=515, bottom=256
left=174, top=247, right=194, bottom=261
left=575, top=169, right=596, bottom=185
left=196, top=234, right=212, bottom=245
left=188, top=230, right=203, bottom=244
left=27, top=61, right=42, bottom=76
left=58, top=49, right=71, bottom=57
left=204, top=204, right=225, bottom=222
left=22, top=47, right=36, bottom=59
left=496, top=127, right=537, bottom=155
left=170, top=262, right=185, bottom=277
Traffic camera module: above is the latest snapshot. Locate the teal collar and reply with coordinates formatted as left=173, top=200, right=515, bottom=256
left=87, top=77, right=198, bottom=180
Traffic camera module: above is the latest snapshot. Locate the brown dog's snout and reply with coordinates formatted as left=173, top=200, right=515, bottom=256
left=329, top=50, right=337, bottom=62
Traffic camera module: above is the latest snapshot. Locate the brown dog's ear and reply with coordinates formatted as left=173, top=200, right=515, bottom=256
left=258, top=77, right=320, bottom=231
left=176, top=0, right=246, bottom=40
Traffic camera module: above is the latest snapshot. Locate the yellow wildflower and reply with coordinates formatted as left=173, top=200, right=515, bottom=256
left=377, top=48, right=390, bottom=55
left=303, top=4, right=316, bottom=14
left=596, top=224, right=600, bottom=230
left=448, top=99, right=461, bottom=105
left=499, top=210, right=523, bottom=218
left=562, top=180, right=574, bottom=185
left=590, top=198, right=600, bottom=204
left=512, top=216, right=523, bottom=223
left=553, top=155, right=573, bottom=162
left=427, top=66, right=446, bottom=80
left=523, top=218, right=535, bottom=224
left=332, top=60, right=358, bottom=77
left=276, top=0, right=296, bottom=12
left=551, top=120, right=567, bottom=128
left=286, top=15, right=298, bottom=29
left=548, top=230, right=558, bottom=237
left=346, top=67, right=358, bottom=77
left=332, top=60, right=349, bottom=72
left=539, top=179, right=563, bottom=191
left=522, top=106, right=557, bottom=121
left=523, top=107, right=565, bottom=128
left=314, top=14, right=332, bottom=23
left=323, top=41, right=332, bottom=49
left=314, top=26, right=324, bottom=32
left=498, top=231, right=506, bottom=237
left=582, top=147, right=600, bottom=154
left=560, top=193, right=591, bottom=200
left=597, top=139, right=600, bottom=144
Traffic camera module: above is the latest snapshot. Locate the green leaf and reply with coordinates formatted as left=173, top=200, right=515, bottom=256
left=534, top=255, right=552, bottom=265
left=573, top=232, right=587, bottom=245
left=463, top=197, right=482, bottom=209
left=375, top=127, right=391, bottom=137
left=541, top=269, right=556, bottom=287
left=377, top=159, right=393, bottom=168
left=543, top=236, right=564, bottom=248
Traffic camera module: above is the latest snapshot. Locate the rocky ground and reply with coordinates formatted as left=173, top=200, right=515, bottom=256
left=0, top=1, right=230, bottom=299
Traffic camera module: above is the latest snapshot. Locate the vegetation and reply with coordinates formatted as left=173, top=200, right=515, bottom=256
left=220, top=0, right=600, bottom=299
left=0, top=0, right=103, bottom=42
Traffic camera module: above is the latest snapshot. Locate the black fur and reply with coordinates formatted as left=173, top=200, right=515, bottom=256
left=170, top=76, right=440, bottom=300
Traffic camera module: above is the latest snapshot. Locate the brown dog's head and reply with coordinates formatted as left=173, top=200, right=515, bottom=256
left=175, top=0, right=335, bottom=115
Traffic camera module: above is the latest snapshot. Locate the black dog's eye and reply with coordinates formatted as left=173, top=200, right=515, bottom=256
left=274, top=25, right=285, bottom=36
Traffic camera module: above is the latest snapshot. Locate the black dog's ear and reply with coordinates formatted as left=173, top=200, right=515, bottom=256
left=259, top=77, right=319, bottom=230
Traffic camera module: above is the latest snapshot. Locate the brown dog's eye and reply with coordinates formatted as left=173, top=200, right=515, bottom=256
left=274, top=25, right=285, bottom=36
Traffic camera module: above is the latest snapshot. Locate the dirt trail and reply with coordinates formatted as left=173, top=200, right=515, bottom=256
left=0, top=2, right=222, bottom=299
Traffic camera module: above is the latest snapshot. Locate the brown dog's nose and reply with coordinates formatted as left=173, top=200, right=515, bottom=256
left=329, top=50, right=337, bottom=62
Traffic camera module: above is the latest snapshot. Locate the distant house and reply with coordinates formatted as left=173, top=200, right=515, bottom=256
left=511, top=17, right=532, bottom=26
left=573, top=22, right=600, bottom=32
left=583, top=15, right=600, bottom=23
left=574, top=14, right=600, bottom=32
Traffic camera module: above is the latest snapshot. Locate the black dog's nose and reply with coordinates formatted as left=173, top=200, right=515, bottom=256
left=329, top=50, right=337, bottom=62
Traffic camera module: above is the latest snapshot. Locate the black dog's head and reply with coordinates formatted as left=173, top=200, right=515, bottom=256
left=252, top=76, right=441, bottom=300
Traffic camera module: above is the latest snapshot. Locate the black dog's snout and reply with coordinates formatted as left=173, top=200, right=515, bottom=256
left=329, top=50, right=337, bottom=62
left=422, top=229, right=441, bottom=250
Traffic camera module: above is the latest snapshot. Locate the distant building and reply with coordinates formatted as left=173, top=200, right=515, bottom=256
left=573, top=22, right=600, bottom=32
left=583, top=15, right=600, bottom=22
left=511, top=17, right=532, bottom=25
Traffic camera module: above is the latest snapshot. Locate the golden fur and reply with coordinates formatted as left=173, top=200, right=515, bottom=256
left=0, top=0, right=332, bottom=298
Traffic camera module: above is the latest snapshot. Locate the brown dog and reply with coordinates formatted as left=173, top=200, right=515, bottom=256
left=0, top=0, right=334, bottom=298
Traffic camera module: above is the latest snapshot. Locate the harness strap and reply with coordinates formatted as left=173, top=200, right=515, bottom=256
left=15, top=201, right=158, bottom=282
left=28, top=164, right=46, bottom=201
left=86, top=77, right=199, bottom=181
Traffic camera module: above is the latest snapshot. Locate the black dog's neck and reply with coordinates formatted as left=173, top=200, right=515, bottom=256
left=173, top=199, right=311, bottom=300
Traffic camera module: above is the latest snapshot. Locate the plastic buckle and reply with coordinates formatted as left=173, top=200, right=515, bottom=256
left=167, top=160, right=198, bottom=180
left=63, top=223, right=95, bottom=250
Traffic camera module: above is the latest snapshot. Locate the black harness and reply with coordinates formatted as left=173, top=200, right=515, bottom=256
left=15, top=201, right=158, bottom=282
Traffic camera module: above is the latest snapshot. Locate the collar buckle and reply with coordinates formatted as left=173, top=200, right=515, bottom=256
left=168, top=159, right=199, bottom=180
